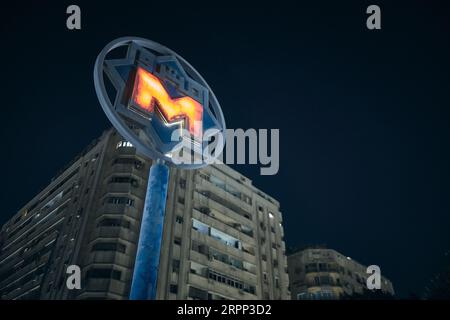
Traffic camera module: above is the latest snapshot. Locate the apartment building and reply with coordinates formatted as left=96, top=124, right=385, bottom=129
left=287, top=247, right=394, bottom=300
left=0, top=128, right=289, bottom=300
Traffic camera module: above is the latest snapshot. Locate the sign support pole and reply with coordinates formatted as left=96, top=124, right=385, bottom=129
left=129, top=159, right=169, bottom=300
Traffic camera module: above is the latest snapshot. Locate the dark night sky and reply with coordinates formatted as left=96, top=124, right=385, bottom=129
left=1, top=1, right=449, bottom=298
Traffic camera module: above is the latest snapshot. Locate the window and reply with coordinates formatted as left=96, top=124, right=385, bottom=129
left=178, top=196, right=185, bottom=205
left=297, top=292, right=308, bottom=300
left=268, top=212, right=274, bottom=219
left=198, top=190, right=252, bottom=220
left=209, top=175, right=243, bottom=199
left=241, top=225, right=254, bottom=238
left=320, top=275, right=332, bottom=285
left=105, top=196, right=135, bottom=207
left=210, top=228, right=241, bottom=249
left=306, top=263, right=318, bottom=273
left=172, top=259, right=180, bottom=273
left=190, top=261, right=208, bottom=277
left=109, top=176, right=139, bottom=187
left=192, top=240, right=209, bottom=255
left=198, top=172, right=210, bottom=182
left=192, top=219, right=209, bottom=235
left=116, top=141, right=133, bottom=149
left=192, top=219, right=246, bottom=252
left=97, top=218, right=130, bottom=229
left=199, top=206, right=211, bottom=215
left=189, top=286, right=208, bottom=300
left=208, top=293, right=229, bottom=300
left=174, top=237, right=182, bottom=245
left=207, top=270, right=256, bottom=294
left=86, top=268, right=122, bottom=280
left=176, top=216, right=184, bottom=224
left=170, top=284, right=178, bottom=294
left=92, top=242, right=126, bottom=253
left=314, top=276, right=320, bottom=286
left=179, top=178, right=186, bottom=189
left=112, top=157, right=143, bottom=169
left=225, top=184, right=241, bottom=198
left=242, top=194, right=252, bottom=205
left=320, top=291, right=336, bottom=300
left=42, top=191, right=63, bottom=210
left=63, top=186, right=73, bottom=196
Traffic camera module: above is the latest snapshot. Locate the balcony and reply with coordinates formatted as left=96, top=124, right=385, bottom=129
left=105, top=183, right=134, bottom=194
left=190, top=250, right=257, bottom=280
left=97, top=203, right=141, bottom=220
left=108, top=163, right=148, bottom=179
left=86, top=251, right=134, bottom=269
left=190, top=230, right=256, bottom=264
left=191, top=209, right=254, bottom=245
left=89, top=227, right=138, bottom=244
left=188, top=272, right=257, bottom=300
left=195, top=190, right=252, bottom=221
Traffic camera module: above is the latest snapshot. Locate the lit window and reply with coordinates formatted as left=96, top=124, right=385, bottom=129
left=105, top=196, right=135, bottom=207
left=269, top=212, right=274, bottom=219
left=116, top=141, right=133, bottom=149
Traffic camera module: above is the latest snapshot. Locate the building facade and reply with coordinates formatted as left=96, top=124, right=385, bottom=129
left=0, top=128, right=290, bottom=300
left=287, top=247, right=394, bottom=300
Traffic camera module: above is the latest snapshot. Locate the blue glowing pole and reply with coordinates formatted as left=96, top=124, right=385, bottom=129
left=129, top=160, right=169, bottom=300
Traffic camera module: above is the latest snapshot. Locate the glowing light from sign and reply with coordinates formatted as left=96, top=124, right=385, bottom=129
left=130, top=67, right=203, bottom=138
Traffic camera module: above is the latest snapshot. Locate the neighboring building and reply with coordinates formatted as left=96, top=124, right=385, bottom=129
left=423, top=250, right=450, bottom=299
left=0, top=128, right=289, bottom=300
left=287, top=247, right=394, bottom=300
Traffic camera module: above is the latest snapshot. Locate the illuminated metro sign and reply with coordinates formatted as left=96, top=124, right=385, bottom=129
left=94, top=37, right=226, bottom=301
left=129, top=66, right=203, bottom=139
left=94, top=37, right=225, bottom=168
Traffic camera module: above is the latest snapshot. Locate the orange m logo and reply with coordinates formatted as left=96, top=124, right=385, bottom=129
left=130, top=67, right=203, bottom=138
